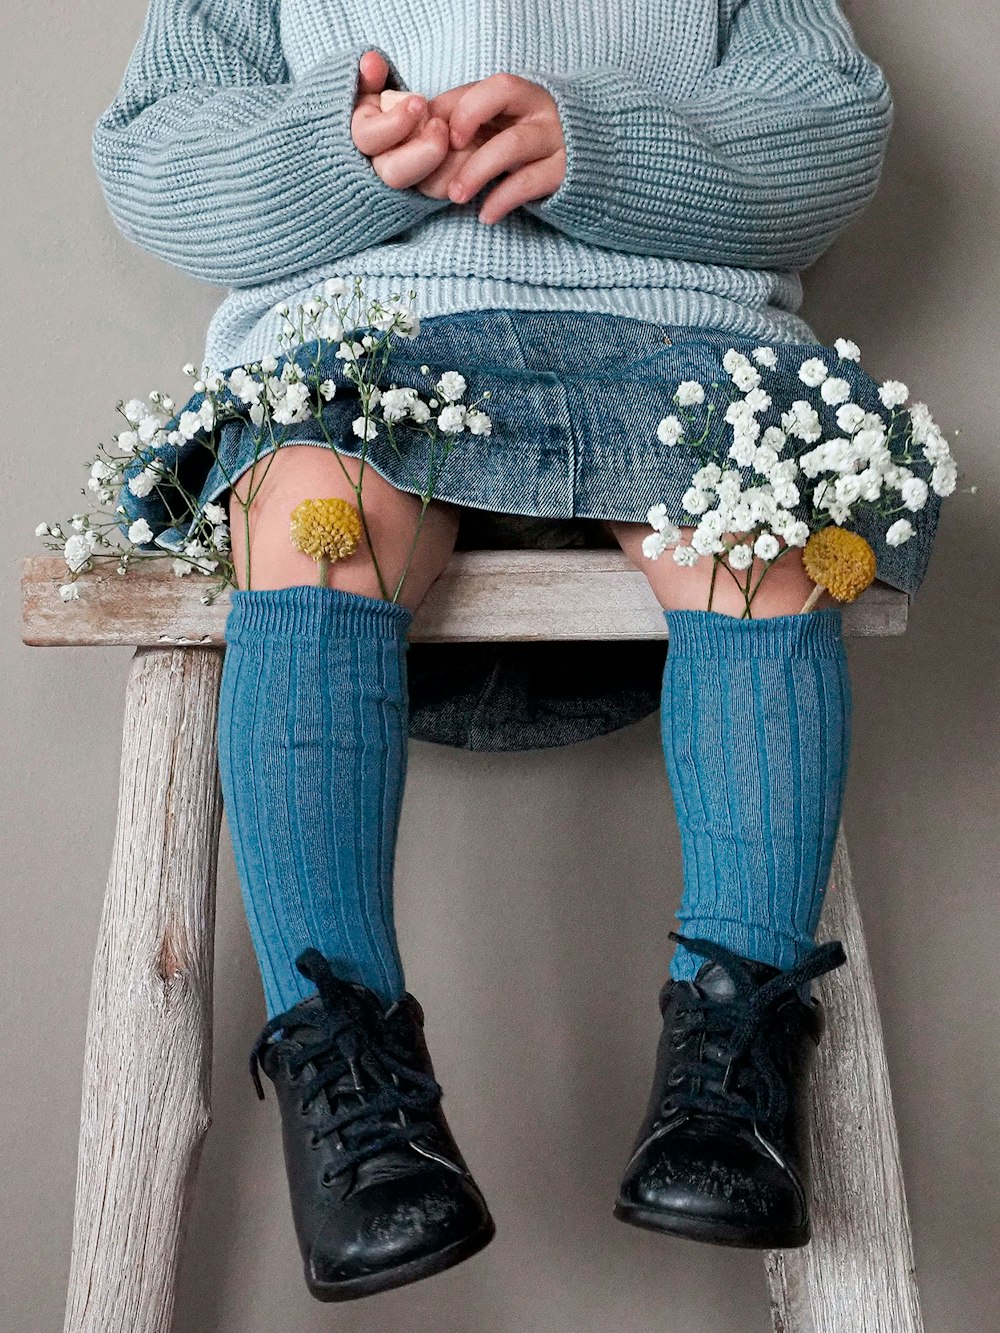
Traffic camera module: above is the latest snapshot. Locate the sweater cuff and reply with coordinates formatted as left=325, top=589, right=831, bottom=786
left=511, top=68, right=620, bottom=235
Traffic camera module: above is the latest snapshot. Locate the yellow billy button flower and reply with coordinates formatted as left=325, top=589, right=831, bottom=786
left=289, top=497, right=363, bottom=586
left=799, top=527, right=877, bottom=611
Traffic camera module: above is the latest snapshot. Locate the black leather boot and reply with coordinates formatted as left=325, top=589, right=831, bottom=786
left=249, top=949, right=495, bottom=1301
left=615, top=932, right=846, bottom=1249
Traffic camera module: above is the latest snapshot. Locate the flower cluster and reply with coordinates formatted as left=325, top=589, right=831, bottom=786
left=643, top=339, right=963, bottom=615
left=35, top=279, right=491, bottom=603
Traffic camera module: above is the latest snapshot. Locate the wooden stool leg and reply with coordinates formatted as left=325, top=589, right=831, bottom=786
left=765, top=824, right=924, bottom=1333
left=64, top=647, right=225, bottom=1333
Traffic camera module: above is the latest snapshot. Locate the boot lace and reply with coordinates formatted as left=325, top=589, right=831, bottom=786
left=660, top=932, right=847, bottom=1130
left=248, top=949, right=445, bottom=1175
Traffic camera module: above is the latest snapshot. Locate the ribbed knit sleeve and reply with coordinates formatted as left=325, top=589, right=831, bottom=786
left=512, top=0, right=893, bottom=271
left=91, top=0, right=451, bottom=286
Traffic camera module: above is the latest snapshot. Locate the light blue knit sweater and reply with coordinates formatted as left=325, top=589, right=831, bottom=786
left=92, top=0, right=892, bottom=370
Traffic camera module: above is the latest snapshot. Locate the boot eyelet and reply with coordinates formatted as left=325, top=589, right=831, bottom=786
left=320, top=1170, right=334, bottom=1187
left=309, top=1133, right=319, bottom=1148
left=299, top=1102, right=311, bottom=1117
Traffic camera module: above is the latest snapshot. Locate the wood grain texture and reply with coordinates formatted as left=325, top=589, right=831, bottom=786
left=765, top=826, right=924, bottom=1333
left=21, top=553, right=909, bottom=646
left=63, top=647, right=224, bottom=1333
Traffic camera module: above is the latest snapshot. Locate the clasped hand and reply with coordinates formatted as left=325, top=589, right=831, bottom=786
left=350, top=51, right=566, bottom=224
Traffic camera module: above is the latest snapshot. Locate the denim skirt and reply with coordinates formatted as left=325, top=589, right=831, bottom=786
left=120, top=306, right=941, bottom=751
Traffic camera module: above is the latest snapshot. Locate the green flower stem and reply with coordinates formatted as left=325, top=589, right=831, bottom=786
left=707, top=555, right=720, bottom=612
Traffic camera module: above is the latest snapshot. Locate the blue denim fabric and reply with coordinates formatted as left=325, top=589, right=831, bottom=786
left=118, top=306, right=941, bottom=751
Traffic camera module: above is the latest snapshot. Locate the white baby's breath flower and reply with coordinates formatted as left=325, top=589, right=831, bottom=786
left=761, top=426, right=786, bottom=451
left=820, top=377, right=852, bottom=406
left=127, top=518, right=154, bottom=546
left=642, top=531, right=668, bottom=559
left=878, top=379, right=909, bottom=408
left=352, top=414, right=379, bottom=441
left=318, top=379, right=338, bottom=401
left=921, top=428, right=952, bottom=465
left=436, top=371, right=467, bottom=402
left=123, top=398, right=150, bottom=424
left=657, top=415, right=684, bottom=446
left=672, top=544, right=701, bottom=567
left=751, top=347, right=778, bottom=368
left=379, top=387, right=418, bottom=422
left=744, top=387, right=772, bottom=414
left=59, top=583, right=80, bottom=601
left=728, top=437, right=757, bottom=468
left=117, top=429, right=141, bottom=455
left=63, top=534, right=92, bottom=573
left=437, top=404, right=467, bottom=434
left=900, top=477, right=929, bottom=511
left=177, top=410, right=204, bottom=441
left=931, top=459, right=958, bottom=496
left=322, top=276, right=347, bottom=298
left=465, top=409, right=492, bottom=435
left=908, top=402, right=934, bottom=444
left=203, top=502, right=228, bottom=526
left=798, top=357, right=829, bottom=387
left=731, top=363, right=761, bottom=392
left=682, top=486, right=711, bottom=514
left=728, top=543, right=754, bottom=571
left=886, top=518, right=914, bottom=546
left=647, top=502, right=669, bottom=529
left=693, top=463, right=722, bottom=491
left=835, top=403, right=866, bottom=434
left=35, top=521, right=50, bottom=538
left=754, top=532, right=781, bottom=561
left=834, top=338, right=861, bottom=362
left=784, top=520, right=810, bottom=547
left=693, top=522, right=725, bottom=554
left=128, top=466, right=161, bottom=498
left=781, top=401, right=822, bottom=443
left=675, top=380, right=705, bottom=406
left=722, top=349, right=751, bottom=374
left=753, top=445, right=780, bottom=476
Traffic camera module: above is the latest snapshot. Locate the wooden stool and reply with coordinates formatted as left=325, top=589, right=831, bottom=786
left=21, top=552, right=924, bottom=1333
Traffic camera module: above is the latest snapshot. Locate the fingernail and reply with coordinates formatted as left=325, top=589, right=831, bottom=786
left=406, top=96, right=425, bottom=113
left=450, top=182, right=468, bottom=202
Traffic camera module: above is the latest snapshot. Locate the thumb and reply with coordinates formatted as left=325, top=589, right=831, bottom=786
left=357, top=50, right=389, bottom=95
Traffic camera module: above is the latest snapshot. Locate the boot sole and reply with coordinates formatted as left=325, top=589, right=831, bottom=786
left=305, top=1217, right=496, bottom=1302
left=613, top=1199, right=809, bottom=1250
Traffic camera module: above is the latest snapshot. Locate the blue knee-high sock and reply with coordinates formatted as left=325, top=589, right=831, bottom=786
left=660, top=608, right=852, bottom=980
left=217, top=584, right=413, bottom=1018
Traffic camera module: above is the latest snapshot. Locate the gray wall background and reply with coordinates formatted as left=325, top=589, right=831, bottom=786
left=2, top=1, right=997, bottom=1329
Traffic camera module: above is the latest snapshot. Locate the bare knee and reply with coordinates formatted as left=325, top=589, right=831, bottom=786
left=227, top=445, right=460, bottom=609
left=607, top=519, right=836, bottom=617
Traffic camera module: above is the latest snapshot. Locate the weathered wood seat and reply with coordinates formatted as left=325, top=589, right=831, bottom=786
left=21, top=552, right=923, bottom=1333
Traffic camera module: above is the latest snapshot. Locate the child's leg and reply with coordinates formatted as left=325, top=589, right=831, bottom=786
left=607, top=521, right=850, bottom=976
left=220, top=446, right=460, bottom=1016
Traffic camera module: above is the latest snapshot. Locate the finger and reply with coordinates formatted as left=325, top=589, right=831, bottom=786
left=447, top=123, right=540, bottom=203
left=447, top=73, right=532, bottom=148
left=413, top=132, right=481, bottom=198
left=357, top=50, right=389, bottom=96
left=352, top=96, right=429, bottom=157
left=477, top=153, right=565, bottom=223
left=426, top=82, right=480, bottom=122
left=372, top=118, right=451, bottom=190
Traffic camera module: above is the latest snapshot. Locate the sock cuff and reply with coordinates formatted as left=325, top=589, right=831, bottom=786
left=663, top=607, right=844, bottom=659
left=225, top=584, right=414, bottom=644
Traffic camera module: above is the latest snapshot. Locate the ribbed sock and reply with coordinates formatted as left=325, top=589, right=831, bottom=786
left=217, top=584, right=413, bottom=1018
left=660, top=608, right=853, bottom=981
